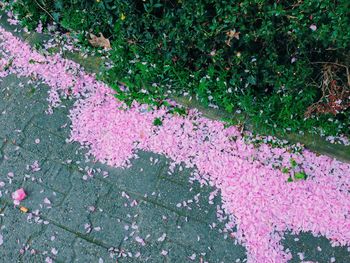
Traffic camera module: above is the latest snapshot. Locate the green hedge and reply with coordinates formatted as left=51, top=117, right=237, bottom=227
left=7, top=0, right=350, bottom=136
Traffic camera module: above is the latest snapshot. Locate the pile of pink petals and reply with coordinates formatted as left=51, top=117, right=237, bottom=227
left=0, top=26, right=349, bottom=263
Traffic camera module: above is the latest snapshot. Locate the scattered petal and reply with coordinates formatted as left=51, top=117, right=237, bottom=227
left=12, top=188, right=26, bottom=201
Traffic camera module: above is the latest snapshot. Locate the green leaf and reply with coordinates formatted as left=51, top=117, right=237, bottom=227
left=153, top=118, right=163, bottom=126
left=54, top=1, right=63, bottom=10
left=281, top=167, right=289, bottom=174
left=294, top=172, right=307, bottom=180
left=247, top=75, right=256, bottom=85
left=290, top=158, right=297, bottom=168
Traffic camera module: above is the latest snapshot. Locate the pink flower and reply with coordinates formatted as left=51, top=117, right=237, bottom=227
left=12, top=188, right=27, bottom=201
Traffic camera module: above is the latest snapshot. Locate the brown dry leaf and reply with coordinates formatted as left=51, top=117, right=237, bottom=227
left=225, top=39, right=232, bottom=47
left=225, top=29, right=240, bottom=47
left=88, top=33, right=111, bottom=49
left=226, top=29, right=240, bottom=40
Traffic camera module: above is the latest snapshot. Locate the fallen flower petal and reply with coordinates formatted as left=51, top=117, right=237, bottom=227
left=310, top=24, right=317, bottom=31
left=12, top=188, right=27, bottom=201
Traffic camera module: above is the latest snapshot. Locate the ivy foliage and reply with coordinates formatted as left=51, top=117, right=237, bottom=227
left=8, top=0, right=350, bottom=136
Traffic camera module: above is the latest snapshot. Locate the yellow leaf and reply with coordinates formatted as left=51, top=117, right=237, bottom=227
left=19, top=206, right=29, bottom=213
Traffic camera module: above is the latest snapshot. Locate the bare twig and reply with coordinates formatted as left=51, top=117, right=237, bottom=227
left=33, top=0, right=55, bottom=22
left=312, top=61, right=350, bottom=87
left=305, top=63, right=350, bottom=117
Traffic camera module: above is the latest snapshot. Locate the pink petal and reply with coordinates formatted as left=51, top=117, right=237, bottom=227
left=12, top=188, right=27, bottom=201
